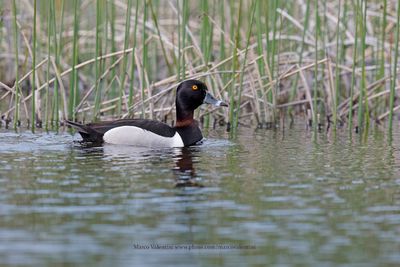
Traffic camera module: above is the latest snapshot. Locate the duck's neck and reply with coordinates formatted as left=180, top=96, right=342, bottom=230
left=175, top=104, right=194, bottom=128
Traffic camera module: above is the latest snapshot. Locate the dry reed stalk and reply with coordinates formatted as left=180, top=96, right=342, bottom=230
left=1, top=0, right=400, bottom=131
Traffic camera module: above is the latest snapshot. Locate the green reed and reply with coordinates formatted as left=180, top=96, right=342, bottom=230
left=218, top=0, right=226, bottom=68
left=199, top=0, right=211, bottom=128
left=348, top=1, right=360, bottom=133
left=141, top=0, right=148, bottom=118
left=377, top=0, right=387, bottom=111
left=109, top=1, right=117, bottom=99
left=31, top=0, right=37, bottom=131
left=228, top=0, right=242, bottom=128
left=357, top=0, right=369, bottom=131
left=313, top=0, right=319, bottom=129
left=52, top=0, right=64, bottom=126
left=128, top=0, right=140, bottom=111
left=233, top=0, right=256, bottom=130
left=332, top=0, right=341, bottom=128
left=93, top=0, right=104, bottom=119
left=45, top=0, right=51, bottom=130
left=149, top=1, right=172, bottom=77
left=200, top=0, right=211, bottom=65
left=11, top=0, right=20, bottom=128
left=178, top=0, right=189, bottom=80
left=268, top=0, right=279, bottom=104
left=255, top=0, right=267, bottom=124
left=389, top=0, right=400, bottom=131
left=340, top=2, right=348, bottom=64
left=289, top=0, right=311, bottom=115
left=68, top=0, right=80, bottom=120
left=1, top=0, right=400, bottom=132
left=117, top=0, right=133, bottom=116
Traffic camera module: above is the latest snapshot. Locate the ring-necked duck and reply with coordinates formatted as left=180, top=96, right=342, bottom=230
left=65, top=79, right=228, bottom=147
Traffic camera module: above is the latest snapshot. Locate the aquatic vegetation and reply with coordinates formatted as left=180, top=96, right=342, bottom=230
left=0, top=0, right=399, bottom=133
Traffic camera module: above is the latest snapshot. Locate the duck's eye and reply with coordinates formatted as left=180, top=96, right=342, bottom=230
left=192, top=85, right=198, bottom=91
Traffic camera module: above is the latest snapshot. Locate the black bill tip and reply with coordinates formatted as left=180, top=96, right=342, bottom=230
left=204, top=92, right=228, bottom=107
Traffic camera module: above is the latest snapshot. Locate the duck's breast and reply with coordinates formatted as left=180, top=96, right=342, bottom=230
left=103, top=126, right=184, bottom=147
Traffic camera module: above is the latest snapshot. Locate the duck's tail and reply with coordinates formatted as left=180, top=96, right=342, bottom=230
left=65, top=120, right=104, bottom=144
left=64, top=120, right=90, bottom=134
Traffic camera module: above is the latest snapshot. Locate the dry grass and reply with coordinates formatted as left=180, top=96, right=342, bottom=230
left=0, top=0, right=399, bottom=132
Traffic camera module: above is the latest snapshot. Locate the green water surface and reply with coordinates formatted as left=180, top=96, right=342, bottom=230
left=1, top=123, right=400, bottom=266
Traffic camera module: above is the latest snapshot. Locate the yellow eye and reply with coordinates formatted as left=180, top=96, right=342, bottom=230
left=192, top=85, right=198, bottom=91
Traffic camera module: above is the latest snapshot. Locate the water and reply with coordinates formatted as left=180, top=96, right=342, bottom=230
left=1, top=124, right=400, bottom=266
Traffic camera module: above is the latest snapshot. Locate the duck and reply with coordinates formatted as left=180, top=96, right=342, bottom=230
left=65, top=79, right=228, bottom=147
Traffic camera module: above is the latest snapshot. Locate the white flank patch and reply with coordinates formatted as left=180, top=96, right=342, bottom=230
left=103, top=126, right=184, bottom=147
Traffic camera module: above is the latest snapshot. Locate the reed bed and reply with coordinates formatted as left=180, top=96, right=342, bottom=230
left=1, top=0, right=400, bottom=133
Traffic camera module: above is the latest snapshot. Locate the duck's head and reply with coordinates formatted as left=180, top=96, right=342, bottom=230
left=176, top=79, right=228, bottom=111
left=175, top=79, right=228, bottom=125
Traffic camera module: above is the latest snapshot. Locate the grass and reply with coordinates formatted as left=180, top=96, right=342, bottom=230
left=11, top=0, right=20, bottom=128
left=1, top=0, right=400, bottom=133
left=313, top=0, right=319, bottom=131
left=389, top=0, right=400, bottom=131
left=68, top=0, right=80, bottom=121
left=31, top=0, right=36, bottom=131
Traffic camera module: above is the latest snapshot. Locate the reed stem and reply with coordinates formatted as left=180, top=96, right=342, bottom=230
left=117, top=0, right=133, bottom=116
left=313, top=0, right=319, bottom=129
left=233, top=0, right=257, bottom=130
left=389, top=0, right=400, bottom=131
left=332, top=0, right=342, bottom=128
left=141, top=0, right=148, bottom=117
left=93, top=0, right=104, bottom=120
left=357, top=0, right=369, bottom=131
left=68, top=0, right=80, bottom=121
left=348, top=0, right=360, bottom=133
left=31, top=0, right=37, bottom=131
left=128, top=0, right=140, bottom=112
left=228, top=0, right=242, bottom=129
left=12, top=0, right=20, bottom=128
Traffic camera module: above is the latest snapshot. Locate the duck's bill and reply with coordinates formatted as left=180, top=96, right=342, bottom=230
left=204, top=92, right=228, bottom=107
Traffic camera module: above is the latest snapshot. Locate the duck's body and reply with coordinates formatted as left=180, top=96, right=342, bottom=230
left=66, top=118, right=202, bottom=147
left=66, top=80, right=227, bottom=147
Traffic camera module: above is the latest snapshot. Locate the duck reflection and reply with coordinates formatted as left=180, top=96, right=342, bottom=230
left=172, top=147, right=203, bottom=188
left=71, top=141, right=202, bottom=187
